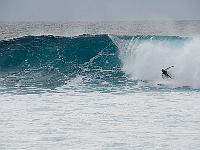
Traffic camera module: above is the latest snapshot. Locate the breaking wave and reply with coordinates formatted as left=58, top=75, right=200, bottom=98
left=0, top=34, right=200, bottom=93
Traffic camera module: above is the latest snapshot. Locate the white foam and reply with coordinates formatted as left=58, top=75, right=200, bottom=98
left=1, top=91, right=200, bottom=149
left=112, top=35, right=200, bottom=89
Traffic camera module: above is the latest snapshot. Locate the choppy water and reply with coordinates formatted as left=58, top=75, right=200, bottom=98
left=0, top=21, right=200, bottom=150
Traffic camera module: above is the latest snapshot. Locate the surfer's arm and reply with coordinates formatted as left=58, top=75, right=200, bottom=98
left=165, top=66, right=174, bottom=71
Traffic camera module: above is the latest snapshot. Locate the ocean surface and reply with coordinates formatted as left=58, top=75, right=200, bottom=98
left=0, top=21, right=200, bottom=150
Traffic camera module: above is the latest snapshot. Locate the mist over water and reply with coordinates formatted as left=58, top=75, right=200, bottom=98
left=1, top=21, right=200, bottom=40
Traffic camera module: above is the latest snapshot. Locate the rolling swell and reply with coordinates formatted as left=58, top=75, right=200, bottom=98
left=0, top=34, right=124, bottom=90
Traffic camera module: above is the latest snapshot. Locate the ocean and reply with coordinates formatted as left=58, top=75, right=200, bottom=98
left=0, top=21, right=200, bottom=149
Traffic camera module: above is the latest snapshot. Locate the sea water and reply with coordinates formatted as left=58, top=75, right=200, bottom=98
left=0, top=21, right=200, bottom=150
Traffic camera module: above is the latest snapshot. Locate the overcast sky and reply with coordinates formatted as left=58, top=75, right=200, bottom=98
left=0, top=0, right=199, bottom=21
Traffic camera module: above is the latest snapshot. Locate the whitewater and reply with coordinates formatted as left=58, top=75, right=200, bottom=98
left=0, top=21, right=200, bottom=150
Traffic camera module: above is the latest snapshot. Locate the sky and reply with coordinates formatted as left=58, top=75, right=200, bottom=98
left=0, top=0, right=200, bottom=21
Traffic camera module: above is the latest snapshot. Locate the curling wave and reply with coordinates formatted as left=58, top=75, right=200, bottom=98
left=0, top=34, right=200, bottom=92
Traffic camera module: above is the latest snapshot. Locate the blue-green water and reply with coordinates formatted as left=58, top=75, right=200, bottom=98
left=0, top=21, right=200, bottom=150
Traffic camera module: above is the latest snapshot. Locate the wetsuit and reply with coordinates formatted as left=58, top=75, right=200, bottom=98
left=162, top=69, right=172, bottom=79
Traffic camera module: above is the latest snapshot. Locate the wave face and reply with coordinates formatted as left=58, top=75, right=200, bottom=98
left=0, top=34, right=200, bottom=92
left=0, top=35, right=125, bottom=92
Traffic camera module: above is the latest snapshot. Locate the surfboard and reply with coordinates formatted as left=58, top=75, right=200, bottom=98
left=157, top=83, right=163, bottom=86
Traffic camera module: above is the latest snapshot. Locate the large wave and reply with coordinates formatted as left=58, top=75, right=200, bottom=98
left=0, top=34, right=200, bottom=92
left=0, top=35, right=125, bottom=91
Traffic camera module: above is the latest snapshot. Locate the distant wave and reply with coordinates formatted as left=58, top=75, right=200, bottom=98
left=0, top=34, right=200, bottom=91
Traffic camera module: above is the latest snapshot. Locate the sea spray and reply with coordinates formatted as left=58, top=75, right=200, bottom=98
left=111, top=35, right=200, bottom=89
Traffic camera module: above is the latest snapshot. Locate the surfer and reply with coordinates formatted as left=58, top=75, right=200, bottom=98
left=162, top=66, right=174, bottom=79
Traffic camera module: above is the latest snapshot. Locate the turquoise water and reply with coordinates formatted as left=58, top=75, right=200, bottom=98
left=0, top=21, right=200, bottom=150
